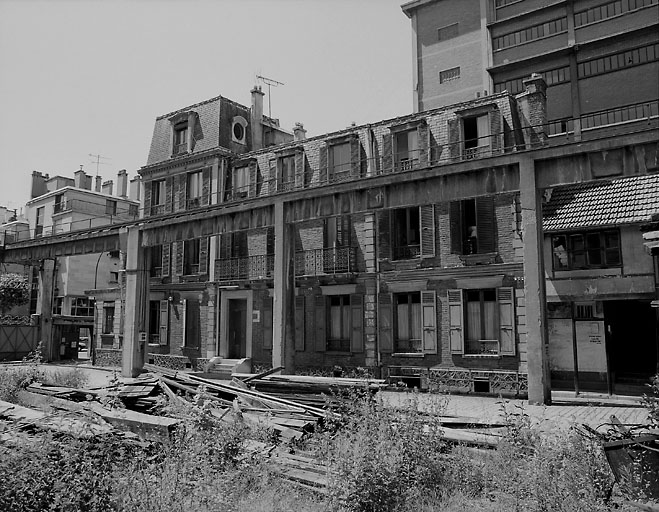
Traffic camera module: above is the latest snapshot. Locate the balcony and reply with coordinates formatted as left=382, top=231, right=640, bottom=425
left=150, top=204, right=165, bottom=216
left=295, top=247, right=357, bottom=276
left=214, top=254, right=274, bottom=282
left=393, top=244, right=421, bottom=260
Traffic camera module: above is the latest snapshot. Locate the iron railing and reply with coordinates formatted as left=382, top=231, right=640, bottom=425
left=214, top=254, right=274, bottom=282
left=295, top=247, right=356, bottom=276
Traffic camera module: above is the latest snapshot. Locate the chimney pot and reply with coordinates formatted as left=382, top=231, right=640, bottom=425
left=117, top=169, right=128, bottom=198
left=293, top=122, right=307, bottom=141
left=95, top=176, right=102, bottom=192
left=101, top=180, right=113, bottom=196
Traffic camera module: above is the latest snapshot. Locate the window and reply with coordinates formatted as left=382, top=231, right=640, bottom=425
left=551, top=230, right=621, bottom=270
left=109, top=271, right=119, bottom=283
left=440, top=67, right=460, bottom=84
left=53, top=194, right=65, bottom=214
left=493, top=17, right=567, bottom=51
left=577, top=43, right=658, bottom=79
left=35, top=206, right=45, bottom=237
left=278, top=155, right=295, bottom=192
left=494, top=66, right=570, bottom=94
left=102, top=303, right=115, bottom=334
left=394, top=292, right=422, bottom=353
left=184, top=299, right=201, bottom=348
left=232, top=116, right=248, bottom=144
left=233, top=123, right=244, bottom=141
left=149, top=300, right=168, bottom=345
left=463, top=114, right=490, bottom=158
left=448, top=288, right=515, bottom=356
left=187, top=171, right=203, bottom=208
left=574, top=0, right=657, bottom=27
left=450, top=197, right=496, bottom=255
left=150, top=245, right=163, bottom=277
left=394, top=130, right=420, bottom=171
left=184, top=239, right=201, bottom=275
left=71, top=297, right=94, bottom=317
left=105, top=200, right=117, bottom=216
left=393, top=207, right=420, bottom=260
left=226, top=166, right=249, bottom=200
left=327, top=295, right=351, bottom=352
left=324, top=216, right=353, bottom=272
left=173, top=122, right=188, bottom=155
left=329, top=142, right=351, bottom=182
left=438, top=23, right=459, bottom=41
left=52, top=297, right=63, bottom=315
left=151, top=180, right=166, bottom=215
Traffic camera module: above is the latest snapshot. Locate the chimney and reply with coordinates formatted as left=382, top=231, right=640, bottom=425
left=293, top=122, right=307, bottom=141
left=129, top=176, right=141, bottom=202
left=101, top=180, right=113, bottom=195
left=515, top=73, right=548, bottom=148
left=117, top=169, right=128, bottom=197
left=95, top=175, right=102, bottom=192
left=30, top=171, right=49, bottom=199
left=74, top=168, right=86, bottom=188
left=250, top=85, right=265, bottom=150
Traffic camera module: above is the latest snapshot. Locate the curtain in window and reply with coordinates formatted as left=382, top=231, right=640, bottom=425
left=397, top=302, right=410, bottom=340
left=330, top=304, right=342, bottom=340
left=466, top=301, right=481, bottom=341
left=483, top=301, right=496, bottom=339
left=410, top=302, right=421, bottom=340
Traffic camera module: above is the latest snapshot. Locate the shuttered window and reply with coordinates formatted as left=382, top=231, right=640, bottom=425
left=449, top=197, right=496, bottom=255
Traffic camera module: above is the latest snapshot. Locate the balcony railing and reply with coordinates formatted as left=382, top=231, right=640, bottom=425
left=214, top=254, right=274, bottom=282
left=295, top=247, right=357, bottom=276
left=173, top=143, right=187, bottom=155
left=393, top=244, right=421, bottom=260
left=187, top=197, right=202, bottom=209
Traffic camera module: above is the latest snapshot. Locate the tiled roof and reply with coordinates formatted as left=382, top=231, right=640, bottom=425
left=542, top=174, right=659, bottom=231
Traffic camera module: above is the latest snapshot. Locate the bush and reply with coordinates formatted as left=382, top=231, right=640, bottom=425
left=641, top=373, right=659, bottom=426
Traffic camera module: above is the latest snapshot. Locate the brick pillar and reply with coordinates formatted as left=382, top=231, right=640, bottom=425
left=515, top=74, right=548, bottom=148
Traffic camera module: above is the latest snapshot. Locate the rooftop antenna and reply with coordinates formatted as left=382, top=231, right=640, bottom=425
left=88, top=153, right=111, bottom=177
left=256, top=74, right=284, bottom=120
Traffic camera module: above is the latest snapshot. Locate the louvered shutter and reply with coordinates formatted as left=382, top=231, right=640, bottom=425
left=295, top=295, right=305, bottom=351
left=448, top=289, right=464, bottom=354
left=165, top=178, right=174, bottom=213
left=161, top=243, right=171, bottom=278
left=315, top=295, right=326, bottom=352
left=219, top=233, right=231, bottom=260
left=319, top=144, right=328, bottom=184
left=144, top=182, right=152, bottom=216
left=447, top=119, right=461, bottom=160
left=262, top=296, right=273, bottom=350
left=379, top=293, right=393, bottom=353
left=202, top=167, right=211, bottom=205
left=377, top=210, right=392, bottom=260
left=421, top=291, right=437, bottom=354
left=159, top=300, right=169, bottom=345
left=497, top=287, right=516, bottom=355
left=420, top=205, right=436, bottom=258
left=417, top=123, right=429, bottom=167
left=350, top=294, right=364, bottom=353
left=198, top=237, right=209, bottom=275
left=295, top=151, right=305, bottom=189
left=249, top=160, right=258, bottom=197
left=268, top=159, right=277, bottom=193
left=350, top=136, right=361, bottom=179
left=489, top=109, right=503, bottom=154
left=177, top=174, right=187, bottom=210
left=476, top=196, right=496, bottom=253
left=449, top=201, right=463, bottom=254
left=175, top=241, right=184, bottom=276
left=382, top=133, right=393, bottom=173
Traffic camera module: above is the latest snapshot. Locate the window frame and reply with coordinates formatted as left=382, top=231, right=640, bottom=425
left=71, top=297, right=94, bottom=317
left=173, top=121, right=188, bottom=155
left=183, top=238, right=201, bottom=275
left=392, top=207, right=421, bottom=260
left=393, top=291, right=423, bottom=354
left=551, top=229, right=622, bottom=270
left=186, top=170, right=203, bottom=208
left=464, top=289, right=499, bottom=355
left=326, top=294, right=351, bottom=352
left=277, top=154, right=296, bottom=192
left=102, top=303, right=115, bottom=335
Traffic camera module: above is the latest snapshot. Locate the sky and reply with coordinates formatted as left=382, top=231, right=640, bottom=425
left=0, top=0, right=413, bottom=213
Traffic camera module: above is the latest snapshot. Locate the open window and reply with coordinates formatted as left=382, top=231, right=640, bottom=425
left=150, top=180, right=166, bottom=215
left=312, top=294, right=364, bottom=353
left=186, top=171, right=203, bottom=209
left=395, top=129, right=420, bottom=171
left=450, top=197, right=496, bottom=255
left=226, top=165, right=250, bottom=201
left=149, top=300, right=168, bottom=345
left=329, top=142, right=351, bottom=183
left=551, top=230, right=621, bottom=270
left=384, top=205, right=435, bottom=260
left=173, top=121, right=188, bottom=155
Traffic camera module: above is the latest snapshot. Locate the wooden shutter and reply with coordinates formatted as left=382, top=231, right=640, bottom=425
left=476, top=196, right=496, bottom=253
left=315, top=295, right=326, bottom=352
left=202, top=167, right=211, bottom=206
left=319, top=144, right=328, bottom=184
left=165, top=177, right=174, bottom=213
left=449, top=201, right=463, bottom=254
left=181, top=299, right=187, bottom=347
left=161, top=243, right=171, bottom=278
left=382, top=132, right=393, bottom=173
left=489, top=109, right=503, bottom=154
left=144, top=182, right=152, bottom=216
left=379, top=293, right=393, bottom=353
left=350, top=136, right=362, bottom=179
left=268, top=159, right=277, bottom=193
left=175, top=241, right=184, bottom=276
left=420, top=205, right=436, bottom=258
left=421, top=291, right=437, bottom=354
left=295, top=295, right=305, bottom=351
left=198, top=237, right=209, bottom=275
left=448, top=289, right=464, bottom=354
left=294, top=151, right=305, bottom=189
left=350, top=294, right=364, bottom=353
left=219, top=233, right=231, bottom=259
left=177, top=174, right=187, bottom=211
left=159, top=300, right=169, bottom=346
left=262, top=296, right=273, bottom=350
left=377, top=209, right=392, bottom=260
left=497, top=287, right=516, bottom=355
left=447, top=118, right=461, bottom=160
left=249, top=160, right=259, bottom=197
left=417, top=123, right=429, bottom=167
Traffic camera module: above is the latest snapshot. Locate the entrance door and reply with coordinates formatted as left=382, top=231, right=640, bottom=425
left=227, top=299, right=248, bottom=358
left=605, top=300, right=657, bottom=393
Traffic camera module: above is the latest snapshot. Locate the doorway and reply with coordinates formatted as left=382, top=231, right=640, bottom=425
left=228, top=299, right=247, bottom=358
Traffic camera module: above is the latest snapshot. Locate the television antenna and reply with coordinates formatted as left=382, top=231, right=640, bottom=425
left=256, top=74, right=284, bottom=120
left=88, top=153, right=111, bottom=177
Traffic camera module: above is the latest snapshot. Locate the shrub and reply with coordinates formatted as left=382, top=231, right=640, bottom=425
left=641, top=373, right=659, bottom=426
left=0, top=272, right=30, bottom=314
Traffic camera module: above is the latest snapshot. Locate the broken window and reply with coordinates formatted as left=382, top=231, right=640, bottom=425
left=551, top=230, right=621, bottom=270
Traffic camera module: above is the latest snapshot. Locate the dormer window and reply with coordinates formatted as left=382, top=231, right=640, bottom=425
left=173, top=122, right=188, bottom=155
left=232, top=116, right=248, bottom=145
left=395, top=130, right=419, bottom=171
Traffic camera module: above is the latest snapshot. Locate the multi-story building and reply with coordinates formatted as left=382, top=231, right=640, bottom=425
left=401, top=0, right=659, bottom=137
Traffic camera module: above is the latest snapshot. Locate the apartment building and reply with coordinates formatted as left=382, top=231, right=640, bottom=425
left=402, top=0, right=659, bottom=137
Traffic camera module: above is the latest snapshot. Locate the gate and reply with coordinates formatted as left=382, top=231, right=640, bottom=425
left=0, top=316, right=40, bottom=361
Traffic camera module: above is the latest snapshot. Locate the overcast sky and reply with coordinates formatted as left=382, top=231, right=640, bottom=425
left=0, top=0, right=412, bottom=212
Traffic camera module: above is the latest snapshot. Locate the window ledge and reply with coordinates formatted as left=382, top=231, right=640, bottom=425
left=392, top=353, right=425, bottom=358
left=462, top=354, right=501, bottom=359
left=326, top=351, right=352, bottom=356
left=459, top=252, right=498, bottom=265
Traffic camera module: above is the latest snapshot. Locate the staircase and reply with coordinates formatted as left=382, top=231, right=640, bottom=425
left=203, top=357, right=251, bottom=380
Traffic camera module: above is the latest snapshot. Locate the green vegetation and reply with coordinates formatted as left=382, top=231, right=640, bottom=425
left=0, top=272, right=30, bottom=314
